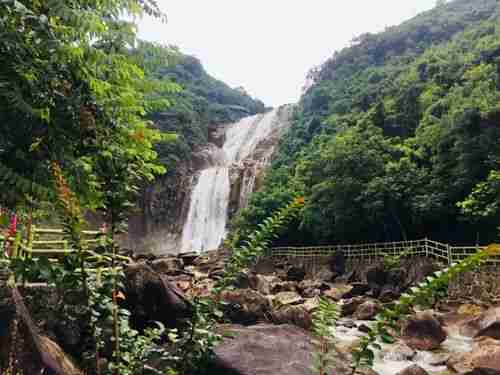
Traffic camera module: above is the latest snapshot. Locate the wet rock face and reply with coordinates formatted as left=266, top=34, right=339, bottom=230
left=0, top=297, right=15, bottom=368
left=151, top=257, right=184, bottom=275
left=402, top=312, right=447, bottom=350
left=124, top=262, right=192, bottom=330
left=211, top=324, right=351, bottom=375
left=286, top=266, right=306, bottom=282
left=220, top=289, right=271, bottom=325
left=272, top=306, right=312, bottom=330
left=396, top=364, right=429, bottom=375
left=447, top=338, right=500, bottom=374
left=353, top=300, right=380, bottom=320
left=460, top=307, right=500, bottom=340
left=208, top=124, right=226, bottom=148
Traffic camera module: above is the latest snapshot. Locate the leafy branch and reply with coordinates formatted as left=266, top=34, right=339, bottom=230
left=216, top=197, right=305, bottom=290
left=311, top=298, right=341, bottom=375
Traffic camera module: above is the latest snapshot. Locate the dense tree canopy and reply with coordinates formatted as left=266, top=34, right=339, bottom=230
left=0, top=0, right=174, bottom=212
left=234, top=0, right=500, bottom=245
left=137, top=45, right=266, bottom=167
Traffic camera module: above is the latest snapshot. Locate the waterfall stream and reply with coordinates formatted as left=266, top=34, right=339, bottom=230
left=181, top=108, right=287, bottom=253
left=334, top=317, right=473, bottom=375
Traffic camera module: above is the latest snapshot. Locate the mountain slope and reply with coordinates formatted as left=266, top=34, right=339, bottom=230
left=233, top=0, right=500, bottom=246
left=145, top=50, right=266, bottom=166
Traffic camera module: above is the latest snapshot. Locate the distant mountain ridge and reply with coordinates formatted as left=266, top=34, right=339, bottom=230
left=149, top=52, right=266, bottom=166
left=233, top=0, right=500, bottom=247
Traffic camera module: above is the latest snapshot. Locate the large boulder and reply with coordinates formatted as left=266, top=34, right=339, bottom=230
left=273, top=291, right=304, bottom=307
left=354, top=300, right=380, bottom=320
left=298, top=280, right=328, bottom=298
left=286, top=266, right=306, bottom=282
left=343, top=283, right=370, bottom=299
left=211, top=324, right=351, bottom=375
left=379, top=285, right=400, bottom=302
left=341, top=297, right=366, bottom=316
left=151, top=257, right=184, bottom=275
left=220, top=289, right=271, bottom=325
left=460, top=307, right=500, bottom=340
left=124, top=262, right=192, bottom=329
left=447, top=339, right=500, bottom=374
left=253, top=258, right=276, bottom=275
left=366, top=264, right=388, bottom=286
left=272, top=305, right=312, bottom=330
left=402, top=312, right=447, bottom=350
left=271, top=281, right=299, bottom=294
left=248, top=274, right=281, bottom=295
left=396, top=365, right=429, bottom=375
left=329, top=251, right=346, bottom=276
left=315, top=268, right=335, bottom=283
left=324, top=283, right=354, bottom=301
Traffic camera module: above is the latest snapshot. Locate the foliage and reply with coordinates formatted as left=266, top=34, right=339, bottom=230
left=0, top=0, right=173, bottom=211
left=381, top=248, right=413, bottom=270
left=311, top=298, right=340, bottom=375
left=236, top=0, right=500, bottom=246
left=351, top=243, right=500, bottom=372
left=169, top=297, right=223, bottom=375
left=87, top=268, right=177, bottom=375
left=459, top=169, right=500, bottom=229
left=218, top=197, right=305, bottom=290
left=135, top=44, right=266, bottom=167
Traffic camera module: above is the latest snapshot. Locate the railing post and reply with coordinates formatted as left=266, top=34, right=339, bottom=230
left=447, top=243, right=452, bottom=265
left=424, top=238, right=428, bottom=258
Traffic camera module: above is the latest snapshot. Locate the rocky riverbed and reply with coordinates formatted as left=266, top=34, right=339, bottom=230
left=134, top=250, right=500, bottom=374
left=2, top=250, right=499, bottom=374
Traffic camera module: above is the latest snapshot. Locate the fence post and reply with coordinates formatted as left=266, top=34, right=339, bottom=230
left=447, top=243, right=452, bottom=265
left=424, top=238, right=428, bottom=258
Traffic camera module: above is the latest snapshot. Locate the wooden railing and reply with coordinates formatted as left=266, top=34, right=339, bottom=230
left=270, top=238, right=498, bottom=265
left=2, top=229, right=497, bottom=266
left=1, top=226, right=102, bottom=259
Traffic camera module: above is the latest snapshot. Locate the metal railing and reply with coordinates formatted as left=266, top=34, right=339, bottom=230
left=270, top=238, right=498, bottom=265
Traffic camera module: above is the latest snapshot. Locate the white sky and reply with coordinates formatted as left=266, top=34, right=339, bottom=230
left=138, top=0, right=437, bottom=107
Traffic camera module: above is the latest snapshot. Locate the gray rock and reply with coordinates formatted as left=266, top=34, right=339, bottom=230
left=460, top=307, right=500, bottom=340
left=396, top=364, right=429, bottom=375
left=402, top=312, right=447, bottom=350
left=211, top=324, right=352, bottom=375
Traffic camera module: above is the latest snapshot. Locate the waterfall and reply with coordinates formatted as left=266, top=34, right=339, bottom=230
left=180, top=167, right=230, bottom=253
left=181, top=108, right=287, bottom=253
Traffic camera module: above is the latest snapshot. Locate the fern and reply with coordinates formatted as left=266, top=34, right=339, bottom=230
left=312, top=298, right=341, bottom=375
left=216, top=197, right=305, bottom=290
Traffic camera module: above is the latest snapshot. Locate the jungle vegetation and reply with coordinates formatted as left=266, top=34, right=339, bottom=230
left=233, top=0, right=500, bottom=246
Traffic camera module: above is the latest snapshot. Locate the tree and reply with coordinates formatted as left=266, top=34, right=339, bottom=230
left=0, top=0, right=174, bottom=213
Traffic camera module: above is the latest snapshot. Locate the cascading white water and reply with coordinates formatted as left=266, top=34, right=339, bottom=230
left=180, top=167, right=230, bottom=252
left=181, top=108, right=282, bottom=253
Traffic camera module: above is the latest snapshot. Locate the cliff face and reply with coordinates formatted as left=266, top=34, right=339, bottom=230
left=227, top=105, right=294, bottom=219
left=126, top=105, right=293, bottom=255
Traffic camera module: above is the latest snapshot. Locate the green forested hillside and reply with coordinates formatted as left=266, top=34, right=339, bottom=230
left=138, top=43, right=266, bottom=167
left=234, top=0, right=500, bottom=245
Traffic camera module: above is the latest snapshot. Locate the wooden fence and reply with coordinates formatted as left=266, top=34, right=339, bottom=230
left=270, top=238, right=499, bottom=265
left=1, top=229, right=498, bottom=266
left=1, top=226, right=101, bottom=259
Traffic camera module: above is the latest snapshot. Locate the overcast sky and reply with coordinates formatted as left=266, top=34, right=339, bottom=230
left=138, top=0, right=438, bottom=107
